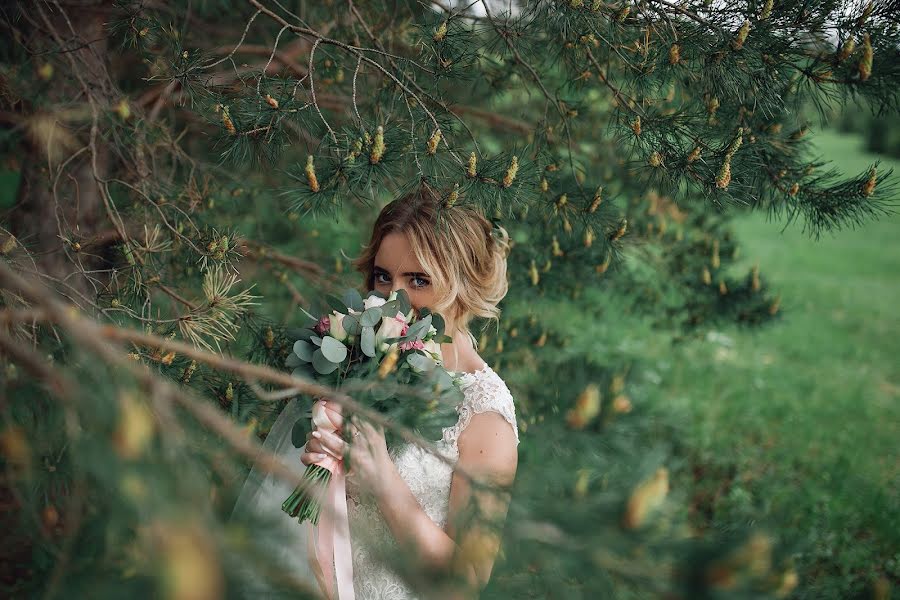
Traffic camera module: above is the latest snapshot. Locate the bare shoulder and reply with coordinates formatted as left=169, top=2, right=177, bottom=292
left=463, top=352, right=488, bottom=374
left=457, top=411, right=518, bottom=484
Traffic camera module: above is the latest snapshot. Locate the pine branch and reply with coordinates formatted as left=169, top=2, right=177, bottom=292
left=248, top=0, right=465, bottom=166
left=0, top=263, right=502, bottom=499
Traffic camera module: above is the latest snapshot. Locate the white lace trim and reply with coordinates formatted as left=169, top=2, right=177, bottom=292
left=443, top=364, right=520, bottom=446
left=448, top=361, right=492, bottom=381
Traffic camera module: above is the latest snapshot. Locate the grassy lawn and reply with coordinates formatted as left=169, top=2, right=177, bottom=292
left=656, top=129, right=899, bottom=598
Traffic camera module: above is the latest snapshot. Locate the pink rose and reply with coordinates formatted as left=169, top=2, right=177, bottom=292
left=399, top=339, right=425, bottom=352
left=314, top=315, right=331, bottom=334
left=376, top=311, right=410, bottom=352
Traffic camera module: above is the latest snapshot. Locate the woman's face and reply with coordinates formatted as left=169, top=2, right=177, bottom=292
left=372, top=231, right=440, bottom=317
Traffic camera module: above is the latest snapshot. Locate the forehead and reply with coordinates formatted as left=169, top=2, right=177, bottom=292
left=374, top=231, right=425, bottom=273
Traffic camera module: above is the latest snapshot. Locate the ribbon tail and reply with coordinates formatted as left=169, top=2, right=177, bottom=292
left=331, top=466, right=356, bottom=600
left=307, top=520, right=330, bottom=599
left=315, top=478, right=336, bottom=600
left=305, top=423, right=354, bottom=600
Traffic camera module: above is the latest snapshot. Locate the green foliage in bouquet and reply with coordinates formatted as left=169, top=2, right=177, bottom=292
left=281, top=288, right=463, bottom=524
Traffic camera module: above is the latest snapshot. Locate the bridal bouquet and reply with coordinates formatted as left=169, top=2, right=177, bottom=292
left=281, top=288, right=463, bottom=525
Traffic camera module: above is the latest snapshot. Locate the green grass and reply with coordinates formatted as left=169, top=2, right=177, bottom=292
left=656, top=129, right=900, bottom=598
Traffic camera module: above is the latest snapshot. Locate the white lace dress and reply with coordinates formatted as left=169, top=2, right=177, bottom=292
left=344, top=364, right=520, bottom=599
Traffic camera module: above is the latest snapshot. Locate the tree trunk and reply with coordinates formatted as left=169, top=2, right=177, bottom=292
left=8, top=1, right=115, bottom=302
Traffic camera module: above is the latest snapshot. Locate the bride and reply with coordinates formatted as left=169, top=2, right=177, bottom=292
left=230, top=184, right=520, bottom=599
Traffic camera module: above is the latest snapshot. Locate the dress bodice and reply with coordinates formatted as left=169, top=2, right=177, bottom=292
left=345, top=364, right=519, bottom=599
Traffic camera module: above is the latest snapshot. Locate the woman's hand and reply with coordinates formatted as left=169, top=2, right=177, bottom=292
left=300, top=398, right=345, bottom=467
left=344, top=416, right=392, bottom=496
left=299, top=430, right=336, bottom=467
left=301, top=415, right=392, bottom=496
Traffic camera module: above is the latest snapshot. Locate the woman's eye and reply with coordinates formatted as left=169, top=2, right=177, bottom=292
left=412, top=276, right=430, bottom=289
left=374, top=272, right=390, bottom=285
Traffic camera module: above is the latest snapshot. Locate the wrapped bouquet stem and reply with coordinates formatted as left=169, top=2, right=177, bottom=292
left=281, top=398, right=344, bottom=524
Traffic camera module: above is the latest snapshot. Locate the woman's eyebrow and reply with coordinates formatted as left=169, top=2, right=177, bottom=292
left=373, top=264, right=429, bottom=278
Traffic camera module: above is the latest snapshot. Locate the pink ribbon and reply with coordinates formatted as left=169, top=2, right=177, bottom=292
left=306, top=406, right=355, bottom=600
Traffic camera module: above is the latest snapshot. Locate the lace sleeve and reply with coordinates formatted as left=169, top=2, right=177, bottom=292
left=442, top=368, right=520, bottom=448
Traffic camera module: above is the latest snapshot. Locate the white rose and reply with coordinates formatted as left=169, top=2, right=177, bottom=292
left=328, top=310, right=348, bottom=342
left=363, top=295, right=387, bottom=310
left=422, top=338, right=442, bottom=363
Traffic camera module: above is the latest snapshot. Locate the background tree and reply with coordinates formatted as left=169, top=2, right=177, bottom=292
left=1, top=0, right=897, bottom=598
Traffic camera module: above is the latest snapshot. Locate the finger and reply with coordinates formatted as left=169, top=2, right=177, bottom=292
left=300, top=451, right=328, bottom=466
left=352, top=418, right=373, bottom=436
left=313, top=429, right=346, bottom=457
left=359, top=420, right=383, bottom=439
left=349, top=423, right=371, bottom=445
left=305, top=439, right=325, bottom=454
left=353, top=424, right=369, bottom=444
left=361, top=420, right=379, bottom=435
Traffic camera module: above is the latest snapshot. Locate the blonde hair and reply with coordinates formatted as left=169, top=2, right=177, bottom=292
left=351, top=183, right=510, bottom=353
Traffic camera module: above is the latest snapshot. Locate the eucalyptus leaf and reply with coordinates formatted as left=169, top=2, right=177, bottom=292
left=381, top=299, right=399, bottom=317
left=293, top=339, right=314, bottom=361
left=342, top=313, right=362, bottom=336
left=432, top=368, right=454, bottom=391
left=320, top=336, right=348, bottom=363
left=342, top=288, right=364, bottom=312
left=406, top=352, right=436, bottom=373
left=407, top=314, right=432, bottom=340
left=286, top=327, right=314, bottom=341
left=392, top=288, right=410, bottom=305
left=325, top=293, right=349, bottom=314
left=291, top=420, right=309, bottom=448
left=361, top=326, right=376, bottom=357
left=431, top=313, right=445, bottom=337
left=307, top=301, right=325, bottom=322
left=309, top=335, right=322, bottom=347
left=285, top=352, right=304, bottom=368
left=360, top=306, right=383, bottom=328
left=312, top=349, right=338, bottom=374
left=395, top=290, right=412, bottom=317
